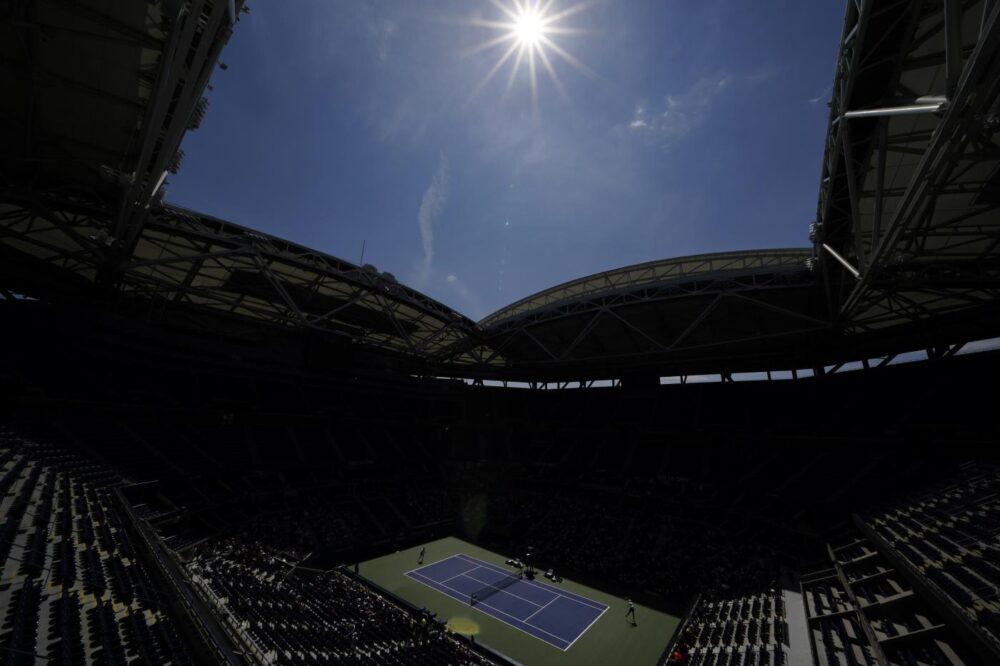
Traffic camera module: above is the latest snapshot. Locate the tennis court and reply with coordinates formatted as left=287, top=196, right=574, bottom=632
left=360, top=537, right=679, bottom=666
left=406, top=553, right=607, bottom=650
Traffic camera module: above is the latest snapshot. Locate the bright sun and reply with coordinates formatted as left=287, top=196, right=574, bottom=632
left=467, top=0, right=593, bottom=108
left=514, top=8, right=545, bottom=46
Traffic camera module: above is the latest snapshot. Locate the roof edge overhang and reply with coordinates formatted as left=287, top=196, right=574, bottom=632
left=479, top=248, right=814, bottom=328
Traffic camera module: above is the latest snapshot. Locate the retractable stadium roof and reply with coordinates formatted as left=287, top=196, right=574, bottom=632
left=814, top=0, right=1000, bottom=334
left=0, top=1, right=478, bottom=362
left=0, top=195, right=482, bottom=360
left=431, top=249, right=830, bottom=381
left=1, top=0, right=240, bottom=227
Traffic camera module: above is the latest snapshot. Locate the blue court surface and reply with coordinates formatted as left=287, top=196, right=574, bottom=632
left=405, top=553, right=608, bottom=650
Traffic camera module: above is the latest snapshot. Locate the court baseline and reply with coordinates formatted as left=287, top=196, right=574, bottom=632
left=404, top=553, right=608, bottom=651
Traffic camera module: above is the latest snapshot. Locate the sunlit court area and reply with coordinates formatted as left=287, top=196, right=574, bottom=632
left=2, top=1, right=1000, bottom=665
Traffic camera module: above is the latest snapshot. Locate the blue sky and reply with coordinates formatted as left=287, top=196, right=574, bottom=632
left=168, top=0, right=845, bottom=321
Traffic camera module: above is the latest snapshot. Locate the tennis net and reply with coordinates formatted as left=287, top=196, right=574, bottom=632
left=470, top=570, right=521, bottom=605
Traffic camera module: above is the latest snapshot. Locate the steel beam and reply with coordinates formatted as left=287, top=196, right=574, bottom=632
left=842, top=2, right=1000, bottom=318
left=871, top=118, right=888, bottom=250
left=842, top=103, right=945, bottom=119
left=823, top=244, right=862, bottom=279
left=113, top=0, right=235, bottom=259
left=840, top=122, right=868, bottom=271
left=944, top=0, right=963, bottom=98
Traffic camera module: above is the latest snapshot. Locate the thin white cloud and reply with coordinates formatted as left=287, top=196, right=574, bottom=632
left=498, top=219, right=510, bottom=293
left=745, top=65, right=782, bottom=86
left=809, top=85, right=831, bottom=104
left=626, top=74, right=731, bottom=148
left=444, top=273, right=484, bottom=320
left=376, top=19, right=397, bottom=62
left=417, top=154, right=449, bottom=285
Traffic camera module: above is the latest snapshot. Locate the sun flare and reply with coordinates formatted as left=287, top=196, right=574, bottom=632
left=514, top=8, right=545, bottom=46
left=467, top=0, right=594, bottom=108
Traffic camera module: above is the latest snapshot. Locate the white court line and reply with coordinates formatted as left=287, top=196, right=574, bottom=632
left=404, top=553, right=474, bottom=577
left=414, top=558, right=546, bottom=608
left=443, top=566, right=483, bottom=585
left=454, top=552, right=607, bottom=610
left=407, top=570, right=570, bottom=648
left=408, top=553, right=607, bottom=650
left=564, top=603, right=611, bottom=651
left=524, top=595, right=560, bottom=622
left=406, top=569, right=572, bottom=650
left=407, top=556, right=530, bottom=600
left=459, top=568, right=544, bottom=608
left=455, top=553, right=608, bottom=612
